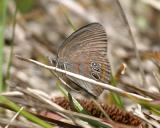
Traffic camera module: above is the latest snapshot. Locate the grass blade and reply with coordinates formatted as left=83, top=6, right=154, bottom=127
left=0, top=95, right=55, bottom=128
left=0, top=0, right=8, bottom=91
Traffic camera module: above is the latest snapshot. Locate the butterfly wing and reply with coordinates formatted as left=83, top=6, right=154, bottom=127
left=58, top=23, right=111, bottom=96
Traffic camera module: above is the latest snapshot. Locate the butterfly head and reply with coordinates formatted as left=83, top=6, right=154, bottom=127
left=48, top=56, right=58, bottom=67
left=49, top=56, right=68, bottom=70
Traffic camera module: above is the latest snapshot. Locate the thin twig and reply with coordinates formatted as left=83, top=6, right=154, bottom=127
left=59, top=4, right=76, bottom=31
left=116, top=0, right=146, bottom=86
left=16, top=55, right=152, bottom=102
left=0, top=118, right=40, bottom=128
left=92, top=99, right=111, bottom=120
left=5, top=107, right=24, bottom=128
left=133, top=105, right=160, bottom=127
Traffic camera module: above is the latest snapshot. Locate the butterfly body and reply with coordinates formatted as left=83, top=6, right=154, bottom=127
left=52, top=23, right=111, bottom=97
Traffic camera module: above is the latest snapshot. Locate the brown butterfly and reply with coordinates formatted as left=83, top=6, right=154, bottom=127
left=51, top=23, right=111, bottom=98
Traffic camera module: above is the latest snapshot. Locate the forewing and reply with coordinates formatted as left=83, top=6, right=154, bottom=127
left=58, top=23, right=108, bottom=59
left=58, top=23, right=110, bottom=96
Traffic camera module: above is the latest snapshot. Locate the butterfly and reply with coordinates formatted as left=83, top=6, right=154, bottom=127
left=51, top=23, right=111, bottom=98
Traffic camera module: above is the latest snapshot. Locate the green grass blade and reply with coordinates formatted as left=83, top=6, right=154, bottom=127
left=0, top=96, right=55, bottom=128
left=15, top=0, right=36, bottom=13
left=110, top=74, right=124, bottom=108
left=6, top=3, right=17, bottom=81
left=0, top=0, right=8, bottom=92
left=56, top=82, right=88, bottom=114
left=59, top=5, right=76, bottom=31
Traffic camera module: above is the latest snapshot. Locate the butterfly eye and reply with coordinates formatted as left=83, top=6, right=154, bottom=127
left=90, top=62, right=101, bottom=72
left=91, top=72, right=100, bottom=80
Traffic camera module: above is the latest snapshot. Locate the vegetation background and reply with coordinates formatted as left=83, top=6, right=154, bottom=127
left=0, top=0, right=160, bottom=128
